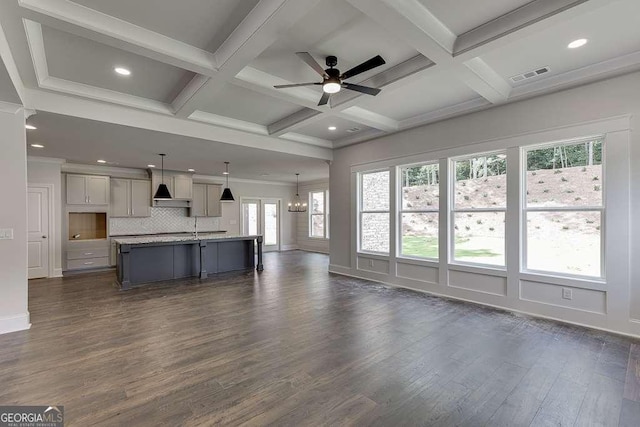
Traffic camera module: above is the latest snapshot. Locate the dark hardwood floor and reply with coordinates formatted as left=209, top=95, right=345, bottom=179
left=1, top=251, right=639, bottom=426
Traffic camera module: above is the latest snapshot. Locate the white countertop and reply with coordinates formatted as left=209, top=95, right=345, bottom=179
left=114, top=234, right=261, bottom=245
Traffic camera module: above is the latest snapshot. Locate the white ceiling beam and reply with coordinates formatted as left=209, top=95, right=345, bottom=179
left=458, top=58, right=511, bottom=103
left=453, top=0, right=624, bottom=60
left=17, top=0, right=218, bottom=76
left=0, top=19, right=27, bottom=106
left=172, top=0, right=322, bottom=118
left=345, top=0, right=453, bottom=63
left=340, top=107, right=398, bottom=132
left=26, top=88, right=333, bottom=161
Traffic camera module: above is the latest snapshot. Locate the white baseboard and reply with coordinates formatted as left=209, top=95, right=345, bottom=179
left=52, top=268, right=63, bottom=278
left=328, top=264, right=353, bottom=275
left=0, top=312, right=31, bottom=335
left=280, top=245, right=300, bottom=251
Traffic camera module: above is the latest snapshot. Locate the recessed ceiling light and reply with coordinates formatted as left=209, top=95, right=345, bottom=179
left=30, top=143, right=44, bottom=148
left=568, top=39, right=588, bottom=49
left=147, top=164, right=156, bottom=168
left=328, top=126, right=337, bottom=131
left=223, top=171, right=229, bottom=175
left=187, top=169, right=195, bottom=172
left=114, top=67, right=131, bottom=76
left=25, top=124, right=37, bottom=130
left=97, top=159, right=107, bottom=164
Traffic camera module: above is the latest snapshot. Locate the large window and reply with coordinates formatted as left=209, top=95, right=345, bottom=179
left=523, top=138, right=604, bottom=278
left=309, top=190, right=329, bottom=238
left=399, top=162, right=439, bottom=259
left=451, top=153, right=507, bottom=267
left=359, top=170, right=390, bottom=253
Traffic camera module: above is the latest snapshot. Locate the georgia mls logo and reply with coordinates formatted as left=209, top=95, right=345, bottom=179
left=0, top=405, right=64, bottom=426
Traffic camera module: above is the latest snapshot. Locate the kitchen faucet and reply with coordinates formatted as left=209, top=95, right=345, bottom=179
left=193, top=216, right=198, bottom=239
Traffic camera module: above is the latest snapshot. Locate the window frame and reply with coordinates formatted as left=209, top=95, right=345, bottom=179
left=358, top=169, right=390, bottom=255
left=309, top=190, right=329, bottom=239
left=449, top=150, right=508, bottom=269
left=397, top=161, right=440, bottom=261
left=521, top=137, right=606, bottom=280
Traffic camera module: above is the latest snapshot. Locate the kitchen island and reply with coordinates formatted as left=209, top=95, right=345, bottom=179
left=114, top=233, right=263, bottom=290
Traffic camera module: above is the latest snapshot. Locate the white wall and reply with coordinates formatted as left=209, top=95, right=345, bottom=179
left=297, top=180, right=330, bottom=254
left=0, top=108, right=29, bottom=334
left=330, top=71, right=640, bottom=338
left=27, top=158, right=63, bottom=277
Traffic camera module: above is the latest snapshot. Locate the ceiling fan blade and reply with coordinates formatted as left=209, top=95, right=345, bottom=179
left=318, top=92, right=331, bottom=106
left=342, top=83, right=381, bottom=96
left=341, top=55, right=386, bottom=80
left=274, top=82, right=321, bottom=89
left=296, top=52, right=328, bottom=78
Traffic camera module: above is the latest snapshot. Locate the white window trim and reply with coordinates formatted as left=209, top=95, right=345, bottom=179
left=397, top=161, right=440, bottom=261
left=309, top=190, right=329, bottom=239
left=358, top=169, right=390, bottom=255
left=449, top=151, right=508, bottom=270
left=521, top=137, right=606, bottom=280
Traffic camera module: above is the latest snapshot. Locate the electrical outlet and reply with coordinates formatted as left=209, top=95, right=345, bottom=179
left=0, top=228, right=13, bottom=240
left=562, top=288, right=573, bottom=300
left=369, top=259, right=374, bottom=268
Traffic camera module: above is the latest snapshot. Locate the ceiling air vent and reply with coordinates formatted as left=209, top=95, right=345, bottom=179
left=510, top=66, right=550, bottom=83
left=346, top=127, right=361, bottom=133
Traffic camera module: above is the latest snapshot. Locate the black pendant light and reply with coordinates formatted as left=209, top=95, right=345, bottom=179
left=220, top=161, right=235, bottom=202
left=153, top=153, right=172, bottom=199
left=288, top=173, right=307, bottom=213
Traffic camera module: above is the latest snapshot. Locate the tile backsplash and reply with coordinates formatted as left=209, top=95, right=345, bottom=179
left=110, top=207, right=220, bottom=236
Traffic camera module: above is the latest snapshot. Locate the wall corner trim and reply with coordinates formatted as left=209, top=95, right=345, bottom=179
left=0, top=312, right=31, bottom=335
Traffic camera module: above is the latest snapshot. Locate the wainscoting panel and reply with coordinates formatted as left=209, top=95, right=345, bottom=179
left=357, top=256, right=390, bottom=275
left=520, top=280, right=607, bottom=315
left=449, top=270, right=507, bottom=296
left=396, top=261, right=438, bottom=284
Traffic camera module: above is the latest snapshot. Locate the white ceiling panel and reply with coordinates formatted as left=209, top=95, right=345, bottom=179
left=26, top=112, right=329, bottom=182
left=70, top=0, right=260, bottom=50
left=198, top=83, right=302, bottom=126
left=358, top=71, right=480, bottom=121
left=295, top=115, right=372, bottom=141
left=251, top=0, right=419, bottom=86
left=482, top=0, right=640, bottom=85
left=417, top=0, right=532, bottom=35
left=42, top=25, right=194, bottom=103
left=0, top=58, right=20, bottom=104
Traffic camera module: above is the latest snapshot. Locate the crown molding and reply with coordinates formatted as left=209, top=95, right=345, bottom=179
left=0, top=101, right=23, bottom=114
left=280, top=132, right=333, bottom=148
left=27, top=156, right=65, bottom=164
left=189, top=110, right=269, bottom=135
left=192, top=174, right=296, bottom=187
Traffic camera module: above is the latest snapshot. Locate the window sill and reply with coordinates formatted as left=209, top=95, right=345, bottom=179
left=357, top=251, right=390, bottom=260
left=396, top=256, right=439, bottom=268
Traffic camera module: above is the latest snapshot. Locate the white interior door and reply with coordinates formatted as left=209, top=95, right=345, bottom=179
left=28, top=187, right=50, bottom=279
left=242, top=198, right=280, bottom=252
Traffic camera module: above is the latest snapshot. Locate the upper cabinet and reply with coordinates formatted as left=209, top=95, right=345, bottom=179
left=67, top=174, right=110, bottom=205
left=111, top=179, right=151, bottom=217
left=191, top=183, right=222, bottom=217
left=151, top=171, right=193, bottom=200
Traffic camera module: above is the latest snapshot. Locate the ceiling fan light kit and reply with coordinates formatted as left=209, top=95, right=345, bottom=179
left=274, top=52, right=386, bottom=106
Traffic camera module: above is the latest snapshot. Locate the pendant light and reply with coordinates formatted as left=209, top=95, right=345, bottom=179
left=288, top=173, right=307, bottom=213
left=220, top=161, right=235, bottom=202
left=153, top=153, right=172, bottom=199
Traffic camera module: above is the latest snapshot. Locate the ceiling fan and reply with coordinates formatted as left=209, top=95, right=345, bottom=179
left=274, top=52, right=386, bottom=106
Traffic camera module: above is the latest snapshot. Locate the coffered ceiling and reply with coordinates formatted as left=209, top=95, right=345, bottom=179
left=1, top=0, right=639, bottom=182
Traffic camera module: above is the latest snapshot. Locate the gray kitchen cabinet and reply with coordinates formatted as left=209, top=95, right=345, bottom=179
left=110, top=179, right=151, bottom=217
left=152, top=172, right=193, bottom=200
left=67, top=174, right=110, bottom=205
left=130, top=180, right=151, bottom=217
left=190, top=183, right=222, bottom=217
